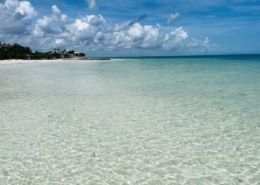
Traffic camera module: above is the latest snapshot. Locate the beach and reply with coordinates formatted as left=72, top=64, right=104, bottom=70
left=0, top=56, right=259, bottom=184
left=0, top=58, right=111, bottom=65
left=0, top=59, right=65, bottom=65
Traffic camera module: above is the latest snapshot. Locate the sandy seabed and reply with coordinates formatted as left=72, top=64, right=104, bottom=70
left=0, top=57, right=259, bottom=185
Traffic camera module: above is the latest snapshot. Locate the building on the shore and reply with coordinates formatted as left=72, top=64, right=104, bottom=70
left=52, top=48, right=62, bottom=54
left=51, top=48, right=85, bottom=58
left=0, top=42, right=11, bottom=49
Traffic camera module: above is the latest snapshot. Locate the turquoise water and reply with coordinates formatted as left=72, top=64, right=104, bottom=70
left=0, top=56, right=259, bottom=184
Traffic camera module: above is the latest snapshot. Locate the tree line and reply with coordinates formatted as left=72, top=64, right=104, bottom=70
left=0, top=43, right=85, bottom=60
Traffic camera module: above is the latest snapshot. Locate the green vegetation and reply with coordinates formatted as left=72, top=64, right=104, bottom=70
left=0, top=43, right=31, bottom=60
left=31, top=51, right=61, bottom=59
left=0, top=43, right=85, bottom=60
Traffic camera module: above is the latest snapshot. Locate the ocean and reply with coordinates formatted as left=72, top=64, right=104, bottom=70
left=0, top=55, right=259, bottom=184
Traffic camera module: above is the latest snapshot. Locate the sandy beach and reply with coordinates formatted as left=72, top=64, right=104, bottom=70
left=0, top=58, right=111, bottom=65
left=0, top=59, right=66, bottom=65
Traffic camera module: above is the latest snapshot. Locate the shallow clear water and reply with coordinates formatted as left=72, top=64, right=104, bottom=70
left=0, top=57, right=259, bottom=184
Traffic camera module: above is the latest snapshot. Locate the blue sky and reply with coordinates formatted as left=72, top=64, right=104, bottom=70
left=0, top=0, right=260, bottom=57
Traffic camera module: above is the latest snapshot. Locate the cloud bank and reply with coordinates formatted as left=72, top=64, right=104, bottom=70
left=0, top=0, right=215, bottom=56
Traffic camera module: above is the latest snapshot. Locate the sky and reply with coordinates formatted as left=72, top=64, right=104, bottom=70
left=0, top=0, right=260, bottom=57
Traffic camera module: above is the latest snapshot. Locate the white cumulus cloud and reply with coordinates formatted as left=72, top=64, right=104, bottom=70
left=52, top=5, right=61, bottom=14
left=32, top=5, right=68, bottom=38
left=61, top=14, right=68, bottom=22
left=171, top=27, right=188, bottom=39
left=162, top=27, right=189, bottom=50
left=33, top=16, right=52, bottom=36
left=0, top=2, right=214, bottom=56
left=67, top=14, right=105, bottom=34
left=15, top=1, right=36, bottom=20
left=167, top=13, right=180, bottom=24
left=55, top=38, right=64, bottom=45
left=86, top=0, right=98, bottom=10
left=29, top=10, right=212, bottom=55
left=128, top=23, right=144, bottom=38
left=0, top=0, right=37, bottom=33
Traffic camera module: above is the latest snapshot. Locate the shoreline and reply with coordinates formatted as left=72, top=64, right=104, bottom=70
left=0, top=59, right=64, bottom=65
left=0, top=58, right=111, bottom=65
